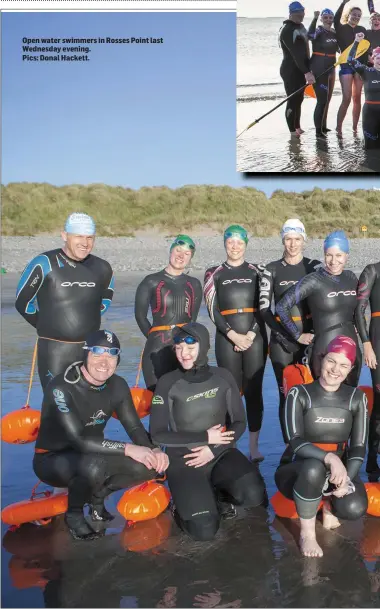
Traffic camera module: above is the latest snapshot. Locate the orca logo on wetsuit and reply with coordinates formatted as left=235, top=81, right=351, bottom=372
left=186, top=388, right=219, bottom=402
left=53, top=388, right=69, bottom=413
left=259, top=276, right=271, bottom=309
left=327, top=290, right=356, bottom=298
left=60, top=282, right=96, bottom=287
left=222, top=279, right=252, bottom=285
left=372, top=80, right=380, bottom=84
left=279, top=281, right=298, bottom=286
left=315, top=416, right=345, bottom=423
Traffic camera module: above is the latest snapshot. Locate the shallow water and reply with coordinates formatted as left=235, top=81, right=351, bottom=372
left=237, top=17, right=380, bottom=173
left=1, top=274, right=379, bottom=608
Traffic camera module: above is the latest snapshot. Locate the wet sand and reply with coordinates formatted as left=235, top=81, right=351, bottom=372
left=1, top=275, right=379, bottom=608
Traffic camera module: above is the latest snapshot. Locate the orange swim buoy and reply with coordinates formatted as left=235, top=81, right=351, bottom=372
left=112, top=387, right=153, bottom=421
left=1, top=406, right=41, bottom=444
left=358, top=386, right=374, bottom=417
left=304, top=84, right=317, bottom=99
left=364, top=482, right=380, bottom=517
left=120, top=511, right=172, bottom=552
left=1, top=485, right=68, bottom=526
left=117, top=480, right=171, bottom=523
left=271, top=490, right=323, bottom=519
left=283, top=363, right=314, bottom=397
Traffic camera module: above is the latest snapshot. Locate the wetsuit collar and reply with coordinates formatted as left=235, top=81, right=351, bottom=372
left=64, top=363, right=109, bottom=391
left=224, top=260, right=246, bottom=270
left=59, top=249, right=90, bottom=266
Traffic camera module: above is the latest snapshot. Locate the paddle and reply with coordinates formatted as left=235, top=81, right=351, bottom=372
left=237, top=39, right=370, bottom=139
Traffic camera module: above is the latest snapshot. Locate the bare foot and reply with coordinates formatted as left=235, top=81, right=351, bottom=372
left=335, top=127, right=343, bottom=136
left=322, top=505, right=341, bottom=530
left=299, top=535, right=323, bottom=557
left=296, top=128, right=305, bottom=135
left=290, top=131, right=301, bottom=138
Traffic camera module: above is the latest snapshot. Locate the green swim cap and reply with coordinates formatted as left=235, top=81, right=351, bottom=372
left=170, top=234, right=196, bottom=257
left=223, top=224, right=249, bottom=245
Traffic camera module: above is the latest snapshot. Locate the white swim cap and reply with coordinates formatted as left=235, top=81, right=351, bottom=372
left=64, top=212, right=96, bottom=236
left=281, top=219, right=307, bottom=241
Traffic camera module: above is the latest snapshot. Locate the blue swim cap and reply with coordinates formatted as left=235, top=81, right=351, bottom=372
left=323, top=230, right=349, bottom=253
left=289, top=2, right=305, bottom=13
left=64, top=212, right=96, bottom=236
left=321, top=8, right=334, bottom=16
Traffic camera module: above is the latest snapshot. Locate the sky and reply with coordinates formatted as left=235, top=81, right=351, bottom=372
left=2, top=11, right=379, bottom=195
left=238, top=0, right=373, bottom=19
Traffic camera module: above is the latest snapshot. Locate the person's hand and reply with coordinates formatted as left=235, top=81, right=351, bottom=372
left=324, top=453, right=348, bottom=487
left=124, top=444, right=157, bottom=469
left=207, top=424, right=235, bottom=444
left=152, top=448, right=169, bottom=472
left=355, top=32, right=365, bottom=42
left=297, top=332, right=314, bottom=345
left=227, top=330, right=252, bottom=351
left=332, top=480, right=350, bottom=497
left=364, top=342, right=377, bottom=369
left=234, top=331, right=256, bottom=352
left=305, top=72, right=316, bottom=85
left=184, top=446, right=215, bottom=468
left=314, top=10, right=320, bottom=18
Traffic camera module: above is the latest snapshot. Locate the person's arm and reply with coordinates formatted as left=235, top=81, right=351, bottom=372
left=281, top=24, right=310, bottom=73
left=284, top=385, right=330, bottom=461
left=101, top=265, right=115, bottom=315
left=347, top=40, right=366, bottom=74
left=355, top=264, right=375, bottom=343
left=149, top=375, right=209, bottom=448
left=203, top=267, right=232, bottom=335
left=346, top=389, right=368, bottom=479
left=49, top=385, right=127, bottom=455
left=15, top=254, right=51, bottom=328
left=191, top=278, right=203, bottom=321
left=259, top=264, right=297, bottom=344
left=334, top=1, right=347, bottom=32
left=134, top=276, right=153, bottom=338
left=308, top=18, right=319, bottom=40
left=368, top=0, right=375, bottom=14
left=113, top=379, right=154, bottom=449
left=276, top=272, right=317, bottom=340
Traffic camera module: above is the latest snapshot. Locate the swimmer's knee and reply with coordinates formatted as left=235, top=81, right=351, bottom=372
left=333, top=491, right=368, bottom=521
left=230, top=473, right=266, bottom=507
left=182, top=514, right=220, bottom=542
left=301, top=459, right=326, bottom=487
left=79, top=455, right=107, bottom=487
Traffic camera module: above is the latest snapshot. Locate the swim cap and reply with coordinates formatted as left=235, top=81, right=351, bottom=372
left=83, top=329, right=121, bottom=367
left=281, top=218, right=307, bottom=241
left=371, top=46, right=380, bottom=59
left=64, top=212, right=96, bottom=236
left=321, top=8, right=334, bottom=16
left=325, top=335, right=356, bottom=365
left=172, top=322, right=210, bottom=368
left=223, top=224, right=249, bottom=245
left=289, top=1, right=305, bottom=13
left=323, top=230, right=349, bottom=253
left=370, top=12, right=380, bottom=19
left=170, top=234, right=196, bottom=257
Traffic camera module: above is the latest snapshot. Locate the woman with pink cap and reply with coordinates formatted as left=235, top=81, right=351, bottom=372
left=275, top=335, right=368, bottom=558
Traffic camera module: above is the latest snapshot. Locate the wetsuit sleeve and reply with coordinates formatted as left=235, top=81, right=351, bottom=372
left=203, top=267, right=231, bottom=335
left=346, top=389, right=368, bottom=479
left=281, top=24, right=310, bottom=73
left=48, top=386, right=128, bottom=455
left=308, top=18, right=319, bottom=39
left=355, top=264, right=375, bottom=343
left=135, top=277, right=153, bottom=337
left=276, top=273, right=318, bottom=340
left=284, top=386, right=329, bottom=461
left=208, top=368, right=247, bottom=458
left=113, top=379, right=154, bottom=449
left=368, top=0, right=375, bottom=14
left=347, top=40, right=366, bottom=74
left=15, top=254, right=51, bottom=328
left=334, top=1, right=346, bottom=32
left=259, top=264, right=296, bottom=344
left=149, top=375, right=209, bottom=448
left=101, top=266, right=115, bottom=315
left=191, top=278, right=203, bottom=321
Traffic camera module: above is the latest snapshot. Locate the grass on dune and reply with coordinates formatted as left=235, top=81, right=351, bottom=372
left=2, top=183, right=380, bottom=237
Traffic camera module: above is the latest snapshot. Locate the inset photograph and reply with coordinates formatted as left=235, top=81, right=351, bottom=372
left=237, top=0, right=380, bottom=172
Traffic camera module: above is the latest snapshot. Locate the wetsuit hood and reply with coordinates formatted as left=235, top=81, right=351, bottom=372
left=172, top=322, right=210, bottom=368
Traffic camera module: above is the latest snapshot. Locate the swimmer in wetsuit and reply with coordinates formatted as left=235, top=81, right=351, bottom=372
left=15, top=213, right=114, bottom=390
left=355, top=261, right=380, bottom=477
left=135, top=235, right=202, bottom=392
left=308, top=9, right=340, bottom=137
left=149, top=322, right=266, bottom=542
left=334, top=0, right=367, bottom=134
left=259, top=219, right=320, bottom=450
left=275, top=335, right=368, bottom=557
left=279, top=2, right=316, bottom=136
left=348, top=33, right=380, bottom=149
left=204, top=225, right=268, bottom=461
left=33, top=330, right=169, bottom=540
left=276, top=230, right=361, bottom=386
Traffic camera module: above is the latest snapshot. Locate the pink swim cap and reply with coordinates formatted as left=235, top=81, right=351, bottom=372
left=326, top=335, right=356, bottom=365
left=372, top=46, right=380, bottom=59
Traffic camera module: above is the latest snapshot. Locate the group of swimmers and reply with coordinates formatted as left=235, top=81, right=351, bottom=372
left=14, top=212, right=380, bottom=558
left=280, top=1, right=380, bottom=147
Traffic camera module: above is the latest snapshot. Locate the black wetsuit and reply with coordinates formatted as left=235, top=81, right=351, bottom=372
left=15, top=249, right=114, bottom=389
left=150, top=324, right=265, bottom=541
left=259, top=257, right=321, bottom=441
left=275, top=381, right=368, bottom=519
left=279, top=20, right=310, bottom=132
left=33, top=366, right=157, bottom=512
left=276, top=267, right=361, bottom=385
left=308, top=20, right=339, bottom=132
left=334, top=1, right=367, bottom=74
left=355, top=262, right=380, bottom=471
left=135, top=270, right=202, bottom=391
left=348, top=41, right=380, bottom=149
left=204, top=262, right=268, bottom=432
left=367, top=0, right=380, bottom=61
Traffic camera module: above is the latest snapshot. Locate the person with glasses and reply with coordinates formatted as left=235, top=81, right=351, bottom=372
left=259, top=219, right=320, bottom=463
left=135, top=235, right=202, bottom=392
left=33, top=329, right=169, bottom=541
left=150, top=322, right=266, bottom=542
left=15, top=212, right=115, bottom=389
left=204, top=225, right=268, bottom=462
left=275, top=336, right=368, bottom=558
